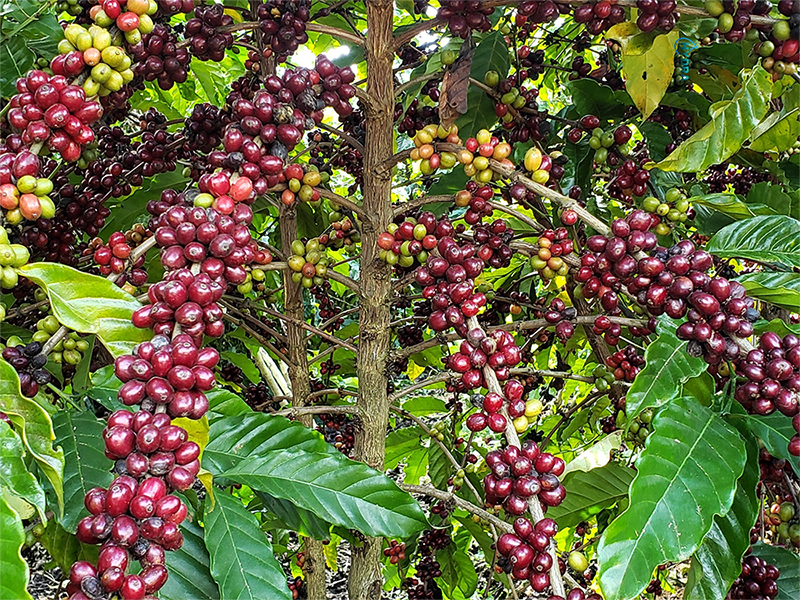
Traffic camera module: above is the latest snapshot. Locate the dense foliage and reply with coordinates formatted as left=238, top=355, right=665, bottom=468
left=0, top=1, right=799, bottom=600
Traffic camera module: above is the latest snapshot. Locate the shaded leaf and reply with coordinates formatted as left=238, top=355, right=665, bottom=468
left=597, top=398, right=746, bottom=600
left=654, top=67, right=772, bottom=172
left=547, top=462, right=635, bottom=529
left=737, top=271, right=800, bottom=312
left=727, top=412, right=798, bottom=476
left=706, top=215, right=800, bottom=268
left=161, top=520, right=220, bottom=600
left=690, top=193, right=768, bottom=220
left=17, top=263, right=151, bottom=357
left=53, top=411, right=113, bottom=533
left=255, top=491, right=331, bottom=540
left=385, top=426, right=424, bottom=469
left=40, top=519, right=98, bottom=574
left=204, top=492, right=291, bottom=600
left=0, top=492, right=33, bottom=600
left=0, top=420, right=45, bottom=520
left=223, top=448, right=428, bottom=537
left=436, top=539, right=478, bottom=600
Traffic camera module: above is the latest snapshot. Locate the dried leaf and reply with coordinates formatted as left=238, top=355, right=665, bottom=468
left=439, top=36, right=475, bottom=130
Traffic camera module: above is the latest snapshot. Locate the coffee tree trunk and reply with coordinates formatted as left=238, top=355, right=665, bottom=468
left=348, top=1, right=395, bottom=598
left=280, top=204, right=327, bottom=600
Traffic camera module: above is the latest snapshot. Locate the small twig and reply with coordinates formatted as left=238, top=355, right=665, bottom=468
left=399, top=484, right=511, bottom=534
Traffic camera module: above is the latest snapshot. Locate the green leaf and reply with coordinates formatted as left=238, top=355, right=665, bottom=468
left=625, top=322, right=707, bottom=420
left=436, top=538, right=478, bottom=600
left=86, top=365, right=125, bottom=413
left=727, top=412, right=798, bottom=476
left=161, top=520, right=220, bottom=600
left=745, top=182, right=798, bottom=219
left=0, top=420, right=45, bottom=520
left=0, top=36, right=35, bottom=97
left=203, top=413, right=327, bottom=475
left=205, top=388, right=252, bottom=423
left=597, top=397, right=746, bottom=600
left=706, top=215, right=800, bottom=269
left=220, top=351, right=259, bottom=384
left=402, top=396, right=447, bottom=416
left=547, top=462, right=635, bottom=529
left=204, top=492, right=291, bottom=600
left=736, top=272, right=800, bottom=312
left=255, top=492, right=331, bottom=540
left=565, top=78, right=630, bottom=122
left=684, top=425, right=759, bottom=600
left=17, top=263, right=151, bottom=357
left=748, top=91, right=799, bottom=153
left=455, top=30, right=508, bottom=139
left=0, top=359, right=64, bottom=512
left=40, top=519, right=98, bottom=574
left=385, top=426, right=424, bottom=469
left=222, top=448, right=428, bottom=538
left=53, top=411, right=114, bottom=533
left=750, top=542, right=800, bottom=600
left=620, top=30, right=678, bottom=119
left=690, top=193, right=767, bottom=220
left=428, top=440, right=452, bottom=489
left=0, top=492, right=33, bottom=600
left=654, top=67, right=772, bottom=172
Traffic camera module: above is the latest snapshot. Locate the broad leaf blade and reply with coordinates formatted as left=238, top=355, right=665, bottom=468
left=256, top=491, right=331, bottom=540
left=626, top=323, right=707, bottom=420
left=0, top=359, right=64, bottom=511
left=750, top=542, right=800, bottom=600
left=17, top=263, right=151, bottom=357
left=684, top=427, right=760, bottom=600
left=728, top=412, right=798, bottom=476
left=654, top=67, right=772, bottom=172
left=204, top=492, right=291, bottom=600
left=53, top=411, right=114, bottom=533
left=547, top=462, right=635, bottom=529
left=222, top=448, right=428, bottom=537
left=0, top=420, right=46, bottom=520
left=706, top=216, right=800, bottom=268
left=40, top=519, right=99, bottom=574
left=620, top=29, right=678, bottom=119
left=0, top=492, right=33, bottom=600
left=737, top=272, right=800, bottom=312
left=162, top=520, right=220, bottom=600
left=597, top=398, right=746, bottom=600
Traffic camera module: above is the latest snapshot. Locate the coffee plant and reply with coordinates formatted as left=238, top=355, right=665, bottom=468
left=1, top=1, right=799, bottom=600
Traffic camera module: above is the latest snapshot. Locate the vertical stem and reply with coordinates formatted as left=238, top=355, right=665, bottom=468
left=279, top=204, right=327, bottom=599
left=348, top=1, right=395, bottom=599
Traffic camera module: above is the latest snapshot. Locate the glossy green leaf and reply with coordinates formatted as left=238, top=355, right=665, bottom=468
left=205, top=388, right=252, bottom=423
left=654, top=67, right=772, bottom=172
left=53, top=411, right=114, bottom=533
left=727, top=412, right=798, bottom=476
left=625, top=322, right=707, bottom=420
left=0, top=491, right=33, bottom=600
left=0, top=36, right=35, bottom=97
left=684, top=427, right=759, bottom=600
left=0, top=359, right=63, bottom=511
left=0, top=420, right=45, bottom=520
left=17, top=263, right=151, bottom=357
left=436, top=536, right=478, bottom=600
left=620, top=30, right=678, bottom=119
left=597, top=397, right=746, bottom=600
left=255, top=491, right=331, bottom=540
left=750, top=542, right=800, bottom=600
left=456, top=31, right=508, bottom=139
left=203, top=413, right=327, bottom=475
left=547, top=462, right=635, bottom=529
left=204, top=492, right=291, bottom=600
left=85, top=365, right=125, bottom=413
left=40, top=519, right=99, bottom=574
left=706, top=215, right=800, bottom=268
left=427, top=440, right=452, bottom=489
left=161, top=520, right=220, bottom=600
left=745, top=182, right=799, bottom=219
left=222, top=448, right=428, bottom=537
left=737, top=272, right=800, bottom=312
left=565, top=78, right=631, bottom=122
left=385, top=426, right=424, bottom=469
left=690, top=193, right=770, bottom=220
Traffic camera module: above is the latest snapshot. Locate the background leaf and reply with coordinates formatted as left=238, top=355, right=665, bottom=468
left=53, top=411, right=113, bottom=533
left=204, top=492, right=291, bottom=600
left=0, top=420, right=46, bottom=520
left=736, top=272, right=800, bottom=312
left=706, top=216, right=800, bottom=268
left=0, top=492, right=33, bottom=600
left=547, top=462, right=635, bottom=529
left=597, top=397, right=746, bottom=600
left=161, top=520, right=220, bottom=600
left=40, top=519, right=99, bottom=574
left=727, top=412, right=798, bottom=476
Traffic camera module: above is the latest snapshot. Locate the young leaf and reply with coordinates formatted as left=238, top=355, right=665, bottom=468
left=221, top=448, right=428, bottom=538
left=653, top=67, right=772, bottom=172
left=684, top=428, right=759, bottom=600
left=0, top=359, right=64, bottom=512
left=547, top=462, right=635, bottom=529
left=204, top=492, right=291, bottom=600
left=17, top=263, right=152, bottom=357
left=597, top=398, right=746, bottom=600
left=53, top=411, right=114, bottom=533
left=625, top=323, right=707, bottom=420
left=161, top=520, right=220, bottom=600
left=0, top=492, right=33, bottom=600
left=0, top=420, right=46, bottom=520
left=706, top=215, right=800, bottom=268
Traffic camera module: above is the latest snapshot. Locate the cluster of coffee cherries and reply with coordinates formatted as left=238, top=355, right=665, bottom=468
left=383, top=540, right=407, bottom=565
left=114, top=334, right=218, bottom=419
left=280, top=163, right=323, bottom=206
left=437, top=0, right=495, bottom=38
left=462, top=130, right=514, bottom=183
left=409, top=123, right=461, bottom=176
left=129, top=23, right=191, bottom=91
left=704, top=0, right=774, bottom=43
left=5, top=70, right=103, bottom=162
left=378, top=213, right=438, bottom=270
left=542, top=298, right=578, bottom=342
left=405, top=528, right=451, bottom=599
left=725, top=554, right=780, bottom=600
left=530, top=227, right=574, bottom=281
left=310, top=281, right=344, bottom=332
left=1, top=341, right=52, bottom=397
left=0, top=226, right=31, bottom=289
left=449, top=329, right=523, bottom=393
left=642, top=187, right=691, bottom=234
left=496, top=515, right=561, bottom=589
left=766, top=499, right=799, bottom=544
left=454, top=182, right=494, bottom=224
left=471, top=219, right=514, bottom=269
left=185, top=5, right=235, bottom=61
left=255, top=0, right=312, bottom=60
left=606, top=344, right=646, bottom=383
left=55, top=24, right=133, bottom=96
left=467, top=379, right=541, bottom=435
left=0, top=151, right=56, bottom=223
left=30, top=316, right=91, bottom=366
left=520, top=146, right=553, bottom=185
left=606, top=156, right=651, bottom=201
left=753, top=1, right=800, bottom=80
left=573, top=1, right=626, bottom=34
left=734, top=331, right=800, bottom=455
left=287, top=237, right=331, bottom=289
left=635, top=0, right=677, bottom=32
